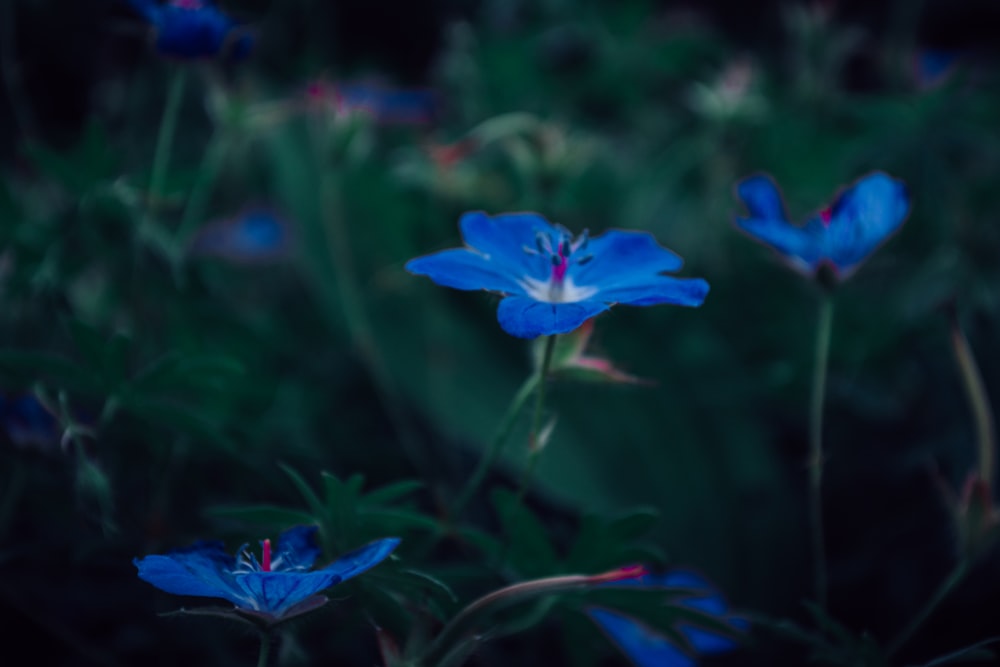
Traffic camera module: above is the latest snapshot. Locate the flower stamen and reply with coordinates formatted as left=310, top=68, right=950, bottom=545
left=262, top=539, right=272, bottom=572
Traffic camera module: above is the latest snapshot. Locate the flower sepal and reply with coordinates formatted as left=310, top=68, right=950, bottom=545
left=161, top=594, right=330, bottom=629
left=535, top=319, right=653, bottom=386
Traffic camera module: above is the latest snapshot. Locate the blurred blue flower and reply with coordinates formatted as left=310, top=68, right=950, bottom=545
left=127, top=0, right=253, bottom=60
left=135, top=526, right=399, bottom=622
left=405, top=212, right=709, bottom=339
left=734, top=171, right=910, bottom=281
left=1, top=393, right=59, bottom=451
left=306, top=80, right=437, bottom=125
left=588, top=570, right=747, bottom=667
left=189, top=209, right=291, bottom=263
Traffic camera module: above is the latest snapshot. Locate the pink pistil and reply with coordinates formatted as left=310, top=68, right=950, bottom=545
left=262, top=539, right=272, bottom=572
left=819, top=207, right=833, bottom=226
left=551, top=247, right=568, bottom=284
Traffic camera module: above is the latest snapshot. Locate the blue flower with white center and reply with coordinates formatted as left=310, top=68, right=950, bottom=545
left=134, top=526, right=399, bottom=623
left=127, top=0, right=254, bottom=60
left=734, top=171, right=911, bottom=282
left=405, top=212, right=709, bottom=339
left=588, top=570, right=747, bottom=667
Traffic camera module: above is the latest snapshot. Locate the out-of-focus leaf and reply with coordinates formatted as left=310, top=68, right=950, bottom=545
left=205, top=504, right=317, bottom=529
left=491, top=489, right=559, bottom=578
left=362, top=479, right=425, bottom=507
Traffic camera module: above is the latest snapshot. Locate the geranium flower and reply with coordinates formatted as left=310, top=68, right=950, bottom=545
left=135, top=526, right=399, bottom=623
left=127, top=0, right=254, bottom=60
left=189, top=209, right=291, bottom=263
left=588, top=570, right=747, bottom=667
left=405, top=212, right=709, bottom=339
left=734, top=171, right=910, bottom=281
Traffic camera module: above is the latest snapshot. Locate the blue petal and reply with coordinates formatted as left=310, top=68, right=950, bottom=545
left=153, top=5, right=251, bottom=60
left=459, top=211, right=554, bottom=282
left=134, top=541, right=249, bottom=607
left=273, top=525, right=321, bottom=571
left=496, top=296, right=609, bottom=339
left=237, top=570, right=343, bottom=615
left=735, top=215, right=824, bottom=274
left=570, top=230, right=683, bottom=289
left=736, top=175, right=788, bottom=222
left=405, top=248, right=529, bottom=295
left=598, top=276, right=709, bottom=307
left=589, top=607, right=695, bottom=667
left=822, top=172, right=910, bottom=276
left=318, top=537, right=401, bottom=582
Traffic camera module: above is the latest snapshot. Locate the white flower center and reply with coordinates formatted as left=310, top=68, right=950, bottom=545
left=520, top=275, right=599, bottom=304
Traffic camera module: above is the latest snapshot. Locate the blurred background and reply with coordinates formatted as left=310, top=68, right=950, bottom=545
left=2, top=0, right=1000, bottom=665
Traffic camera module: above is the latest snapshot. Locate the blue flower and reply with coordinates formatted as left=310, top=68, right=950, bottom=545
left=127, top=0, right=254, bottom=60
left=588, top=570, right=747, bottom=667
left=405, top=212, right=709, bottom=339
left=1, top=393, right=59, bottom=450
left=734, top=171, right=910, bottom=281
left=135, top=526, right=399, bottom=622
left=189, top=209, right=291, bottom=263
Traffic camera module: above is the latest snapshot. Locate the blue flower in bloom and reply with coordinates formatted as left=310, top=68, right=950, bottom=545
left=405, top=212, right=709, bottom=339
left=189, top=209, right=291, bottom=263
left=127, top=0, right=254, bottom=60
left=588, top=570, right=747, bottom=667
left=734, top=171, right=910, bottom=281
left=135, top=526, right=399, bottom=622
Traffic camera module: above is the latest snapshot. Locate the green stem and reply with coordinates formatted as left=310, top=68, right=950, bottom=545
left=949, top=308, right=996, bottom=487
left=172, top=129, right=232, bottom=279
left=256, top=631, right=272, bottom=667
left=312, top=128, right=426, bottom=479
left=140, top=68, right=187, bottom=247
left=515, top=335, right=558, bottom=505
left=808, top=296, right=834, bottom=611
left=451, top=374, right=540, bottom=519
left=886, top=560, right=968, bottom=658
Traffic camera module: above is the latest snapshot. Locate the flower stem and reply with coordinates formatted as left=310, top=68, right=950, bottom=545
left=515, top=334, right=558, bottom=505
left=451, top=373, right=540, bottom=519
left=886, top=559, right=968, bottom=657
left=138, top=67, right=186, bottom=254
left=172, top=129, right=232, bottom=281
left=949, top=306, right=996, bottom=487
left=256, top=631, right=272, bottom=667
left=808, top=296, right=834, bottom=611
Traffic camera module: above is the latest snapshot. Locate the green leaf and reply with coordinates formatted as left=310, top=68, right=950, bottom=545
left=125, top=398, right=234, bottom=451
left=0, top=350, right=94, bottom=392
left=491, top=489, right=559, bottom=578
left=363, top=480, right=425, bottom=507
left=205, top=504, right=317, bottom=529
left=358, top=508, right=442, bottom=534
left=280, top=465, right=328, bottom=520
